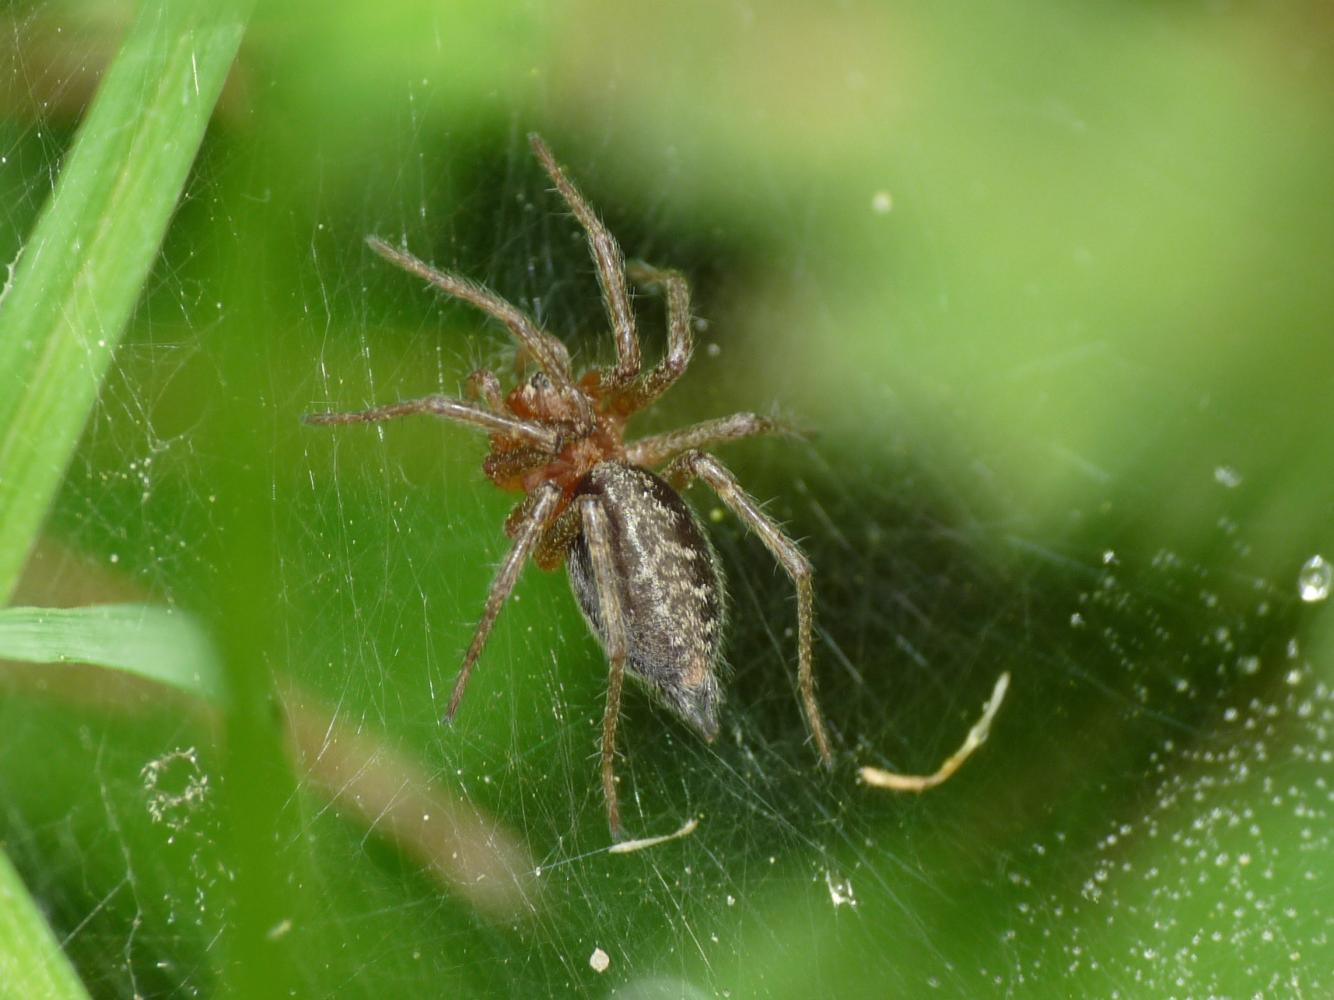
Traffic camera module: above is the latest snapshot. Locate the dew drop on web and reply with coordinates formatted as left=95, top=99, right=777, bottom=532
left=1297, top=554, right=1330, bottom=603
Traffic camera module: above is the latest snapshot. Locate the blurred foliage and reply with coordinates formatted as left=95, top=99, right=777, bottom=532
left=1, top=0, right=1331, bottom=996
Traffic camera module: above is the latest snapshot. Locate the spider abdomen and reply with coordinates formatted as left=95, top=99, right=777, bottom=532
left=567, top=461, right=727, bottom=740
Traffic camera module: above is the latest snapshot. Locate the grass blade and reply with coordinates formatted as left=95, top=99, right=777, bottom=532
left=0, top=603, right=222, bottom=700
left=0, top=0, right=253, bottom=602
left=0, top=850, right=91, bottom=1000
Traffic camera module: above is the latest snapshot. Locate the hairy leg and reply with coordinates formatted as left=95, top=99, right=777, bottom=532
left=304, top=393, right=558, bottom=450
left=662, top=450, right=833, bottom=764
left=577, top=494, right=631, bottom=839
left=528, top=134, right=641, bottom=386
left=626, top=412, right=790, bottom=469
left=444, top=483, right=562, bottom=723
left=533, top=500, right=582, bottom=571
left=365, top=237, right=585, bottom=415
left=618, top=262, right=692, bottom=413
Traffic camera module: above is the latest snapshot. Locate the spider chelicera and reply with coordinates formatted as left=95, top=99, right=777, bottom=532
left=307, top=134, right=1008, bottom=843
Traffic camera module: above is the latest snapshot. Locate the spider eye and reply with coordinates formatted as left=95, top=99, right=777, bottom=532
left=529, top=371, right=552, bottom=392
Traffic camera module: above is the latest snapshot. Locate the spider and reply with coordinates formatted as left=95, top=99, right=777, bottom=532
left=307, top=134, right=1007, bottom=842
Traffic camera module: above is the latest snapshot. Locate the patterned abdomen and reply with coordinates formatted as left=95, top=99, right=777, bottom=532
left=567, top=461, right=727, bottom=739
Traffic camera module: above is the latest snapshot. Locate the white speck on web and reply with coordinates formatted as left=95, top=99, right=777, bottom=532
left=825, top=870, right=857, bottom=909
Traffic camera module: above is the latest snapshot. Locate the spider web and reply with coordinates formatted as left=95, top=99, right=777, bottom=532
left=2, top=3, right=1332, bottom=997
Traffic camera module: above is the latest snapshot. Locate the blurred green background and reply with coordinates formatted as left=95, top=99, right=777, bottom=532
left=2, top=0, right=1331, bottom=996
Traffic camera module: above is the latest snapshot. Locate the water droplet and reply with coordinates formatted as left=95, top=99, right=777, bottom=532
left=1213, top=465, right=1242, bottom=488
left=1298, top=555, right=1330, bottom=602
left=871, top=190, right=893, bottom=214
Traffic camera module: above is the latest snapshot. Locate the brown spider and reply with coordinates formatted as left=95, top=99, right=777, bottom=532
left=307, top=134, right=1007, bottom=842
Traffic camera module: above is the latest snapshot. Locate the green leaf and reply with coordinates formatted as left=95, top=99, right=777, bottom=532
left=0, top=850, right=90, bottom=1000
left=0, top=604, right=222, bottom=700
left=0, top=0, right=252, bottom=603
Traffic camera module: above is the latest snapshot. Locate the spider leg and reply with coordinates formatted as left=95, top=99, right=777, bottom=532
left=662, top=450, right=833, bottom=765
left=619, top=262, right=692, bottom=412
left=533, top=499, right=583, bottom=571
left=576, top=494, right=630, bottom=839
left=303, top=393, right=559, bottom=450
left=626, top=412, right=792, bottom=469
left=445, top=483, right=563, bottom=723
left=528, top=134, right=641, bottom=386
left=365, top=237, right=584, bottom=405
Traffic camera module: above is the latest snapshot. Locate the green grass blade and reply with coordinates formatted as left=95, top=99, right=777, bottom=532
left=0, top=850, right=91, bottom=1000
left=0, top=603, right=222, bottom=699
left=0, top=0, right=253, bottom=603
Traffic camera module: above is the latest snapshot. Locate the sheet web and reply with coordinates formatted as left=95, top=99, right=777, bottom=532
left=1, top=21, right=1329, bottom=996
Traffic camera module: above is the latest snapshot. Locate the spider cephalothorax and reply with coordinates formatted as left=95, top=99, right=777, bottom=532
left=307, top=133, right=1007, bottom=842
